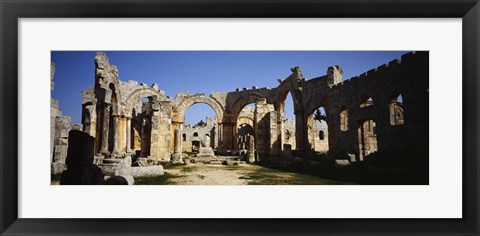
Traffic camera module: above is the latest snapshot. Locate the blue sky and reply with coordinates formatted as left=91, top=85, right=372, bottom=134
left=51, top=51, right=408, bottom=125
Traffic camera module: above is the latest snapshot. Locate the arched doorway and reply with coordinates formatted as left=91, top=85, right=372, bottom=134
left=182, top=103, right=218, bottom=153
left=235, top=103, right=255, bottom=153
left=390, top=94, right=404, bottom=126
left=358, top=119, right=378, bottom=160
left=306, top=106, right=329, bottom=153
left=280, top=92, right=296, bottom=150
left=130, top=96, right=154, bottom=158
left=357, top=95, right=377, bottom=160
left=124, top=87, right=166, bottom=160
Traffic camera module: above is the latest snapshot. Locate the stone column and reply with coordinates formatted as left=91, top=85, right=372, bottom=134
left=172, top=128, right=184, bottom=163
left=268, top=110, right=279, bottom=158
left=126, top=117, right=131, bottom=152
left=174, top=128, right=182, bottom=153
left=220, top=122, right=234, bottom=151
left=101, top=104, right=111, bottom=153
left=149, top=111, right=160, bottom=159
left=157, top=101, right=172, bottom=161
left=278, top=111, right=284, bottom=151
left=247, top=134, right=255, bottom=163
left=296, top=112, right=305, bottom=151
left=218, top=123, right=223, bottom=149
left=254, top=99, right=274, bottom=161
left=170, top=121, right=181, bottom=151
left=112, top=115, right=119, bottom=154
left=213, top=123, right=218, bottom=148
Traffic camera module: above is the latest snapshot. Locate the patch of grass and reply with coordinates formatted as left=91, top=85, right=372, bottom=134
left=245, top=165, right=355, bottom=185
left=135, top=172, right=181, bottom=185
left=239, top=175, right=264, bottom=180
left=163, top=162, right=186, bottom=169
left=224, top=166, right=240, bottom=171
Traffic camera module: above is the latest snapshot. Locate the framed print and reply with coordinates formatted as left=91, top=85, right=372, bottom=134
left=1, top=0, right=479, bottom=235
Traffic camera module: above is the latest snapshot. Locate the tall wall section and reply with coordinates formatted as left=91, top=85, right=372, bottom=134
left=324, top=51, right=428, bottom=159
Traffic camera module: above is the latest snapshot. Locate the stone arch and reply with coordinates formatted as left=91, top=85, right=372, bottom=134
left=275, top=80, right=301, bottom=113
left=357, top=119, right=378, bottom=160
left=174, top=95, right=225, bottom=123
left=125, top=88, right=165, bottom=112
left=359, top=94, right=374, bottom=108
left=97, top=81, right=123, bottom=108
left=230, top=92, right=266, bottom=122
left=356, top=94, right=376, bottom=124
left=304, top=89, right=329, bottom=119
left=82, top=102, right=95, bottom=136
left=389, top=93, right=404, bottom=126
left=340, top=106, right=349, bottom=131
left=305, top=96, right=328, bottom=121
left=305, top=105, right=329, bottom=153
left=237, top=116, right=254, bottom=129
left=276, top=79, right=306, bottom=150
left=109, top=83, right=119, bottom=115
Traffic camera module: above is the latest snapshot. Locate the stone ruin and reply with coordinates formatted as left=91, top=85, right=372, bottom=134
left=52, top=51, right=428, bottom=180
left=50, top=62, right=83, bottom=174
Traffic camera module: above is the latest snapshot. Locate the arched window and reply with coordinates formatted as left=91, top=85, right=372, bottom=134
left=340, top=108, right=349, bottom=131
left=319, top=130, right=325, bottom=140
left=193, top=132, right=198, bottom=137
left=182, top=133, right=186, bottom=141
left=390, top=94, right=404, bottom=126
left=360, top=96, right=373, bottom=108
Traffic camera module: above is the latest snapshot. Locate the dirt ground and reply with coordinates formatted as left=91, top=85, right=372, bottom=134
left=135, top=162, right=354, bottom=185
left=51, top=161, right=355, bottom=185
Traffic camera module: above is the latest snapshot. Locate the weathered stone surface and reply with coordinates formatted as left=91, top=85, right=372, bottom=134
left=209, top=160, right=223, bottom=165
left=60, top=130, right=105, bottom=185
left=196, top=147, right=215, bottom=158
left=334, top=159, right=351, bottom=167
left=172, top=153, right=184, bottom=164
left=172, top=128, right=184, bottom=164
left=60, top=165, right=105, bottom=185
left=130, top=166, right=164, bottom=178
left=181, top=117, right=217, bottom=153
left=136, top=157, right=148, bottom=166
left=65, top=130, right=95, bottom=168
left=105, top=175, right=129, bottom=185
left=106, top=175, right=134, bottom=185
left=51, top=65, right=83, bottom=174
left=51, top=162, right=67, bottom=175
left=282, top=144, right=292, bottom=161
left=247, top=135, right=255, bottom=163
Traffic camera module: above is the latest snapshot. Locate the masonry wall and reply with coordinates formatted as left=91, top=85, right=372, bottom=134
left=324, top=51, right=428, bottom=159
left=182, top=117, right=217, bottom=153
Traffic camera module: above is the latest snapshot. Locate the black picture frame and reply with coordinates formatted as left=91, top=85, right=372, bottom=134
left=1, top=0, right=479, bottom=235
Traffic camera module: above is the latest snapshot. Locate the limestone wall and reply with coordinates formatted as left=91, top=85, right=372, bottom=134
left=182, top=117, right=217, bottom=153
left=323, top=52, right=428, bottom=159
left=51, top=62, right=83, bottom=174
